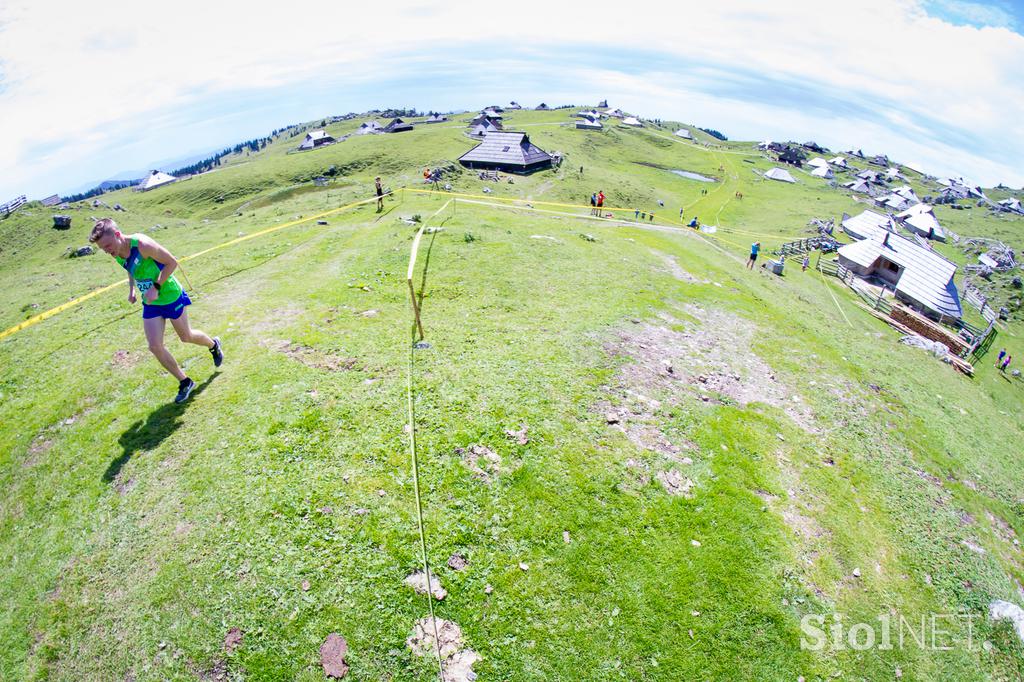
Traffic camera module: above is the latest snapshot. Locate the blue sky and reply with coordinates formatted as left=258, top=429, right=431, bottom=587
left=925, top=0, right=1023, bottom=29
left=1, top=0, right=1023, bottom=199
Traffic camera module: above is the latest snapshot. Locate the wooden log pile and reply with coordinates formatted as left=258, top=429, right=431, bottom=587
left=888, top=305, right=969, bottom=355
left=856, top=303, right=974, bottom=375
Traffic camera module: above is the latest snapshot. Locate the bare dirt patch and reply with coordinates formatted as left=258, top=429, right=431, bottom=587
left=114, top=476, right=136, bottom=495
left=604, top=306, right=816, bottom=432
left=250, top=305, right=304, bottom=334
left=404, top=570, right=448, bottom=600
left=504, top=424, right=529, bottom=445
left=23, top=435, right=53, bottom=467
left=196, top=659, right=228, bottom=681
left=457, top=444, right=501, bottom=483
left=260, top=339, right=360, bottom=372
left=223, top=628, right=243, bottom=653
left=110, top=349, right=143, bottom=369
left=651, top=250, right=704, bottom=284
left=619, top=457, right=652, bottom=493
left=320, top=633, right=349, bottom=679
left=407, top=617, right=481, bottom=682
left=987, top=511, right=1021, bottom=548
left=656, top=469, right=694, bottom=497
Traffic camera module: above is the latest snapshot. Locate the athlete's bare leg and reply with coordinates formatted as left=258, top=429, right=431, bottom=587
left=144, top=316, right=187, bottom=381
left=170, top=309, right=214, bottom=348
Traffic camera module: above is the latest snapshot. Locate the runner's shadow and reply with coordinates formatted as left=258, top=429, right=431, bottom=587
left=103, top=373, right=218, bottom=483
left=414, top=216, right=451, bottom=320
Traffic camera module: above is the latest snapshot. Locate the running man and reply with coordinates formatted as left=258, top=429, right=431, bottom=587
left=89, top=218, right=222, bottom=403
left=747, top=242, right=760, bottom=269
left=375, top=177, right=385, bottom=211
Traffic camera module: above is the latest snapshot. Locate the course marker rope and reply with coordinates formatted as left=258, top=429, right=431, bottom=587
left=1, top=185, right=797, bottom=343
left=404, top=198, right=454, bottom=681
left=0, top=193, right=384, bottom=342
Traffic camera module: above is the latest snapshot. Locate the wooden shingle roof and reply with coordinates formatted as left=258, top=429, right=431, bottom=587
left=458, top=131, right=552, bottom=168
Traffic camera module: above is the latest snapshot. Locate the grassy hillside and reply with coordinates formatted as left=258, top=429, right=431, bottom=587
left=2, top=107, right=1024, bottom=681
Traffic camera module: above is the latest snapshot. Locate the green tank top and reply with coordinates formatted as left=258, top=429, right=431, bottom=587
left=116, top=236, right=183, bottom=306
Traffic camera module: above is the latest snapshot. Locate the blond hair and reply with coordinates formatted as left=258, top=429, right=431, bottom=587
left=89, top=218, right=118, bottom=243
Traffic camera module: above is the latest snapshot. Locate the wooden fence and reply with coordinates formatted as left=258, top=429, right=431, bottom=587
left=817, top=256, right=992, bottom=358
left=1, top=195, right=27, bottom=216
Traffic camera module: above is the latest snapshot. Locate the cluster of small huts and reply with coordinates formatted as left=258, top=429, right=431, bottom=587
left=572, top=103, right=645, bottom=131
left=836, top=209, right=963, bottom=321
left=456, top=103, right=556, bottom=174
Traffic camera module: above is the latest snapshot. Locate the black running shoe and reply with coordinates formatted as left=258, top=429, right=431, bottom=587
left=210, top=337, right=223, bottom=367
left=175, top=377, right=196, bottom=404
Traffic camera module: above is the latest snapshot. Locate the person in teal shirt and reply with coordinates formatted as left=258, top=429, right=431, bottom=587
left=89, top=218, right=222, bottom=403
left=747, top=241, right=760, bottom=269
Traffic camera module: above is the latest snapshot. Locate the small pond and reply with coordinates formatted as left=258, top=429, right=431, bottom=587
left=670, top=169, right=716, bottom=183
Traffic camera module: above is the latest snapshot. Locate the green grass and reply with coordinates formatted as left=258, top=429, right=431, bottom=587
left=2, top=108, right=1024, bottom=681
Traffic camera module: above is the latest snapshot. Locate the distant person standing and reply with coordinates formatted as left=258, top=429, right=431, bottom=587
left=747, top=242, right=760, bottom=269
left=1001, top=355, right=1012, bottom=372
left=679, top=207, right=684, bottom=222
left=996, top=348, right=1006, bottom=369
left=590, top=193, right=597, bottom=216
left=579, top=165, right=584, bottom=175
left=802, top=254, right=810, bottom=271
left=375, top=177, right=384, bottom=211
left=89, top=218, right=222, bottom=404
left=635, top=208, right=640, bottom=221
left=596, top=190, right=605, bottom=216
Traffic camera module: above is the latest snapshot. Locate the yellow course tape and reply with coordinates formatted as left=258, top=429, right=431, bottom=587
left=0, top=280, right=128, bottom=342
left=817, top=265, right=855, bottom=328
left=0, top=183, right=799, bottom=343
left=0, top=193, right=383, bottom=342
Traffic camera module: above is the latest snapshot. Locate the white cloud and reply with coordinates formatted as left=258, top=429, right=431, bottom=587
left=1, top=0, right=1023, bottom=197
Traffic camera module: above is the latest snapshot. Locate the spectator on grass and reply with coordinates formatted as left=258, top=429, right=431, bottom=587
left=996, top=348, right=1006, bottom=368
left=375, top=177, right=384, bottom=211
left=590, top=193, right=597, bottom=216
left=747, top=242, right=760, bottom=269
left=802, top=254, right=810, bottom=271
left=597, top=190, right=605, bottom=215
left=1002, top=355, right=1012, bottom=372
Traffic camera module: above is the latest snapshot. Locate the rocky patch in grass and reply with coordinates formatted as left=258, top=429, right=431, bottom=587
left=110, top=349, right=143, bottom=369
left=656, top=468, right=694, bottom=497
left=457, top=444, right=501, bottom=483
left=986, top=511, right=1023, bottom=554
left=447, top=553, right=468, bottom=571
left=617, top=457, right=660, bottom=494
left=114, top=476, right=136, bottom=496
left=604, top=306, right=816, bottom=432
left=250, top=305, right=304, bottom=333
left=23, top=435, right=53, bottom=467
left=652, top=250, right=705, bottom=284
left=407, top=617, right=480, bottom=682
left=404, top=570, right=447, bottom=600
left=260, top=339, right=360, bottom=372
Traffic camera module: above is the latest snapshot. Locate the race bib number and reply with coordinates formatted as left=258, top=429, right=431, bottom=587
left=136, top=279, right=154, bottom=294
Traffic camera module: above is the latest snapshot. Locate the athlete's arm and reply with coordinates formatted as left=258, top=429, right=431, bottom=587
left=127, top=275, right=136, bottom=304
left=137, top=236, right=178, bottom=286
